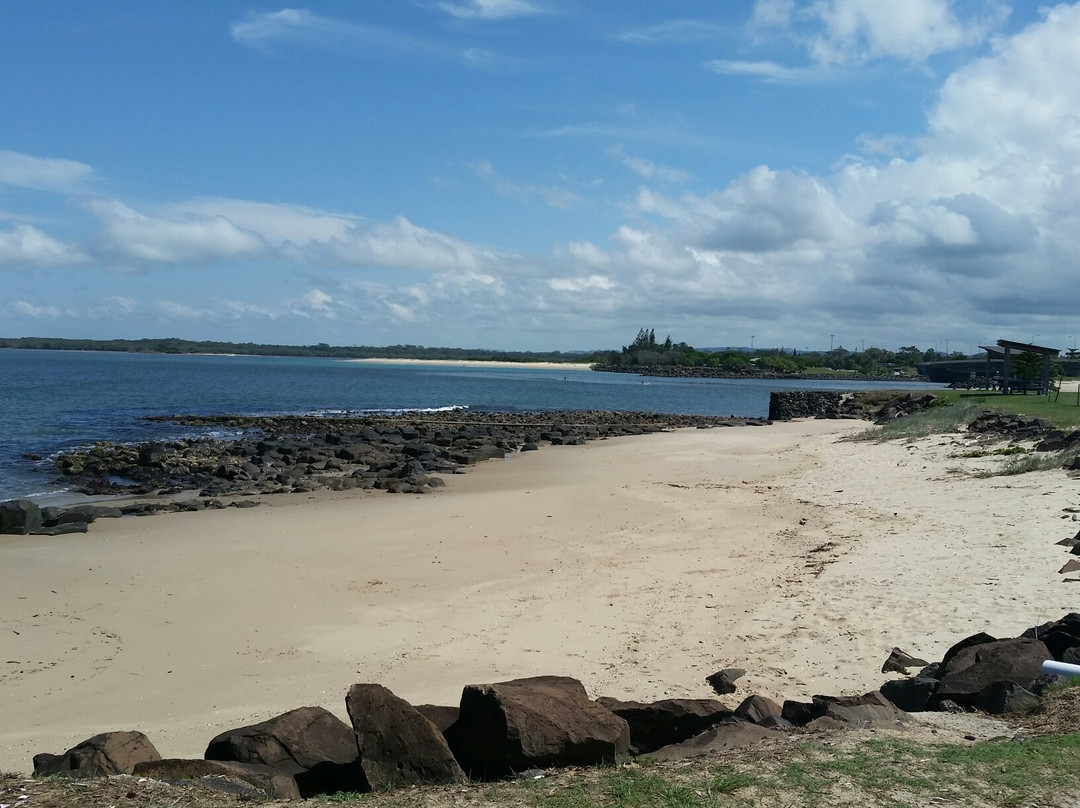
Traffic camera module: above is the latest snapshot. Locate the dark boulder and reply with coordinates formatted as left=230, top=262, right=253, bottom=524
left=881, top=648, right=929, bottom=675
left=706, top=668, right=746, bottom=695
left=0, top=499, right=43, bottom=535
left=880, top=677, right=937, bottom=713
left=938, top=632, right=997, bottom=673
left=445, top=675, right=630, bottom=779
left=1021, top=613, right=1080, bottom=661
left=810, top=691, right=908, bottom=728
left=133, top=759, right=301, bottom=800
left=976, top=681, right=1037, bottom=715
left=345, top=683, right=465, bottom=789
left=934, top=638, right=1050, bottom=708
left=732, top=694, right=783, bottom=725
left=34, top=730, right=161, bottom=777
left=204, top=706, right=366, bottom=797
left=595, top=697, right=731, bottom=754
left=414, top=704, right=460, bottom=734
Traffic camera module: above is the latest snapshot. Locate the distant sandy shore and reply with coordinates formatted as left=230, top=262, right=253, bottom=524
left=2, top=420, right=1076, bottom=772
left=347, top=358, right=593, bottom=370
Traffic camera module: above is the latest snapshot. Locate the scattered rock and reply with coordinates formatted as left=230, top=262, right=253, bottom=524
left=732, top=694, right=783, bottom=726
left=33, top=731, right=161, bottom=778
left=882, top=648, right=929, bottom=675
left=641, top=721, right=781, bottom=761
left=706, top=668, right=746, bottom=695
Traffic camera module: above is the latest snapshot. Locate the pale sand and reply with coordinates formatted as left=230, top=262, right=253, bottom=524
left=2, top=420, right=1077, bottom=772
left=346, top=358, right=593, bottom=370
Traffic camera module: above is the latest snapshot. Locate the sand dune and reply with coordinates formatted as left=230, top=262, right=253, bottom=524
left=1, top=419, right=1075, bottom=771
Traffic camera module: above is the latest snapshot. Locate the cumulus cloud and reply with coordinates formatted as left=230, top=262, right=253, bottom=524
left=0, top=223, right=85, bottom=266
left=439, top=0, right=543, bottom=20
left=748, top=0, right=1008, bottom=66
left=81, top=199, right=267, bottom=264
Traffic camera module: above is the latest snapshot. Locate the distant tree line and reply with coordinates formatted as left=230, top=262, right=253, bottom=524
left=587, top=329, right=984, bottom=377
left=0, top=337, right=588, bottom=364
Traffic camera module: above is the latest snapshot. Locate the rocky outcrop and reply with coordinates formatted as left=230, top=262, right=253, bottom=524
left=444, top=676, right=631, bottom=779
left=933, top=638, right=1051, bottom=708
left=967, top=411, right=1055, bottom=440
left=1, top=499, right=43, bottom=535
left=345, top=684, right=465, bottom=789
left=33, top=731, right=161, bottom=778
left=48, top=411, right=768, bottom=503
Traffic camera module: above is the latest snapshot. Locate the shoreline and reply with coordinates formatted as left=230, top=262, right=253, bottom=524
left=346, top=358, right=592, bottom=370
left=2, top=418, right=1076, bottom=772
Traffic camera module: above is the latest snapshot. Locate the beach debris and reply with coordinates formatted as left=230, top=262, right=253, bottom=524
left=706, top=667, right=746, bottom=695
left=444, top=675, right=630, bottom=779
left=33, top=730, right=161, bottom=778
left=881, top=647, right=930, bottom=675
left=346, top=683, right=465, bottom=789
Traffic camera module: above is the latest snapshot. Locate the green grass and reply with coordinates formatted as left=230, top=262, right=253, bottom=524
left=936, top=390, right=1080, bottom=430
left=848, top=400, right=986, bottom=442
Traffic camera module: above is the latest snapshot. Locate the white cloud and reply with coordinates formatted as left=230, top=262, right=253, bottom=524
left=231, top=8, right=431, bottom=54
left=469, top=160, right=579, bottom=208
left=560, top=240, right=612, bottom=270
left=548, top=274, right=614, bottom=293
left=747, top=0, right=1008, bottom=67
left=607, top=144, right=691, bottom=183
left=616, top=19, right=729, bottom=44
left=81, top=198, right=267, bottom=264
left=439, top=0, right=542, bottom=20
left=169, top=198, right=360, bottom=247
left=156, top=300, right=205, bottom=320
left=12, top=300, right=61, bottom=318
left=0, top=223, right=85, bottom=266
left=703, top=59, right=823, bottom=83
left=0, top=149, right=94, bottom=193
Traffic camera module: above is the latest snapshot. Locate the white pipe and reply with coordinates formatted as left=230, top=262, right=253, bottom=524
left=1042, top=660, right=1080, bottom=678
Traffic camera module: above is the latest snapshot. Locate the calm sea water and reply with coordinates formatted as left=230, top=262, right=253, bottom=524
left=0, top=349, right=941, bottom=501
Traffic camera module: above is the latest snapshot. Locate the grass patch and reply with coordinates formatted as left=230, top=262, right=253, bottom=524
left=936, top=390, right=1080, bottom=430
left=848, top=400, right=985, bottom=442
left=959, top=446, right=1030, bottom=458
left=987, top=447, right=1080, bottom=476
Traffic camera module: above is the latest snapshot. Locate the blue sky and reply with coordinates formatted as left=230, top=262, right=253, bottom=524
left=1, top=1, right=1076, bottom=352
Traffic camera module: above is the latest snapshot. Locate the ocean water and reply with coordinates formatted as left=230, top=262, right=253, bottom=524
left=0, top=349, right=940, bottom=501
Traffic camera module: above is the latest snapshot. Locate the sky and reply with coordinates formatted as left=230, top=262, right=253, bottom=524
left=1, top=1, right=1078, bottom=353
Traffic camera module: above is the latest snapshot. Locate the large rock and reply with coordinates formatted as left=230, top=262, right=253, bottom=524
left=595, top=697, right=731, bottom=754
left=880, top=677, right=938, bottom=713
left=937, top=632, right=997, bottom=674
left=733, top=694, right=783, bottom=725
left=810, top=691, right=908, bottom=728
left=33, top=730, right=161, bottom=777
left=0, top=499, right=43, bottom=535
left=1021, top=613, right=1080, bottom=661
left=881, top=648, right=929, bottom=675
left=641, top=721, right=781, bottom=762
left=345, top=683, right=465, bottom=789
left=133, top=759, right=301, bottom=800
left=444, top=675, right=630, bottom=779
left=934, top=638, right=1050, bottom=708
left=204, top=706, right=366, bottom=797
left=414, top=704, right=460, bottom=734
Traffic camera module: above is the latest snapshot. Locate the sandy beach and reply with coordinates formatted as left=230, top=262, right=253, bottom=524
left=2, top=418, right=1077, bottom=772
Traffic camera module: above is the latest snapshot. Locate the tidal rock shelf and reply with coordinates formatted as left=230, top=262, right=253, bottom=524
left=49, top=410, right=770, bottom=503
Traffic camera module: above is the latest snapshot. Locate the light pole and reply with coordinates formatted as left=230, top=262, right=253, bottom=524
left=830, top=334, right=835, bottom=351
left=750, top=335, right=754, bottom=351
